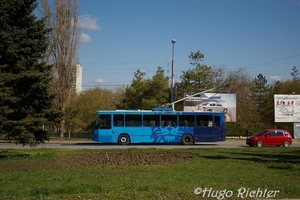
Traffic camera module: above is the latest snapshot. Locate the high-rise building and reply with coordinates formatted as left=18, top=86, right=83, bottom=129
left=73, top=64, right=82, bottom=94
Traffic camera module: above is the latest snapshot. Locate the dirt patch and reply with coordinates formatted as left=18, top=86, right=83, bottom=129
left=57, top=152, right=195, bottom=166
left=0, top=152, right=195, bottom=170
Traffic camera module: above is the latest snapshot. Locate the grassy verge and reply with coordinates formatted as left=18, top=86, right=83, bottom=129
left=0, top=147, right=299, bottom=200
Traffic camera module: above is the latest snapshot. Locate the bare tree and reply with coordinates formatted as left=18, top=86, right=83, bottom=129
left=39, top=0, right=81, bottom=137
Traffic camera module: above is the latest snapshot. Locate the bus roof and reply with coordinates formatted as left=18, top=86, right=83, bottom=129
left=96, top=109, right=224, bottom=115
left=152, top=107, right=173, bottom=111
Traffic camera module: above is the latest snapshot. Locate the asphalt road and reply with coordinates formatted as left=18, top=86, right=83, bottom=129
left=1, top=139, right=300, bottom=149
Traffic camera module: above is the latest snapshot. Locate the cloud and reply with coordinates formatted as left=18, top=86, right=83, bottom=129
left=95, top=78, right=106, bottom=84
left=139, top=68, right=147, bottom=73
left=79, top=33, right=92, bottom=43
left=270, top=75, right=283, bottom=82
left=79, top=15, right=101, bottom=30
left=277, top=3, right=284, bottom=8
left=289, top=0, right=300, bottom=6
left=277, top=0, right=300, bottom=8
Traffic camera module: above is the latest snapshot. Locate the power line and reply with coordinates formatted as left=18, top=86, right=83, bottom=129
left=246, top=53, right=300, bottom=70
left=81, top=61, right=169, bottom=65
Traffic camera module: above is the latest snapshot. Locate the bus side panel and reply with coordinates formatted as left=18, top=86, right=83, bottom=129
left=95, top=127, right=145, bottom=144
left=100, top=131, right=117, bottom=143
left=143, top=127, right=157, bottom=143
left=194, top=127, right=225, bottom=142
left=116, top=127, right=144, bottom=143
left=93, top=129, right=118, bottom=143
left=220, top=126, right=226, bottom=141
left=145, top=126, right=192, bottom=143
left=93, top=129, right=101, bottom=142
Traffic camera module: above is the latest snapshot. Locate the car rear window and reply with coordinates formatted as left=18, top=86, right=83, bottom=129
left=276, top=131, right=284, bottom=136
left=268, top=131, right=276, bottom=136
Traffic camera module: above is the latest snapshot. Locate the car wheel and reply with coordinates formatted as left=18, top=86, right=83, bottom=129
left=118, top=134, right=130, bottom=145
left=283, top=141, right=290, bottom=147
left=256, top=141, right=263, bottom=147
left=181, top=134, right=193, bottom=145
left=223, top=108, right=228, bottom=114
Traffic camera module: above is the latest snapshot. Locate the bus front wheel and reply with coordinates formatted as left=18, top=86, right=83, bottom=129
left=118, top=134, right=130, bottom=145
left=181, top=134, right=193, bottom=145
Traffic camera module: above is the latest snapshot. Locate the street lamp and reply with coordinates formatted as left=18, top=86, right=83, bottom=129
left=171, top=39, right=176, bottom=110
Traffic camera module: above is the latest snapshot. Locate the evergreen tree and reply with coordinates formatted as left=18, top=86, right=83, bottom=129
left=0, top=0, right=62, bottom=146
left=176, top=51, right=214, bottom=110
left=122, top=69, right=147, bottom=109
left=122, top=67, right=169, bottom=110
left=250, top=74, right=271, bottom=123
left=142, top=67, right=170, bottom=108
left=291, top=66, right=299, bottom=80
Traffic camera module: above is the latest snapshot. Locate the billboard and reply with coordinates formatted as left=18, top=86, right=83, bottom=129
left=183, top=93, right=236, bottom=122
left=274, top=94, right=300, bottom=122
left=293, top=123, right=300, bottom=138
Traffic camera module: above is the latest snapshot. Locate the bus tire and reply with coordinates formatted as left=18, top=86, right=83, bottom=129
left=181, top=134, right=193, bottom=145
left=118, top=134, right=130, bottom=145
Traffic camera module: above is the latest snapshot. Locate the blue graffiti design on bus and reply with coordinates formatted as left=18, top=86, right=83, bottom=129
left=151, top=126, right=178, bottom=142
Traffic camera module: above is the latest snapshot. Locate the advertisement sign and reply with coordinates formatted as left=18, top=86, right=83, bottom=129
left=293, top=123, right=300, bottom=138
left=274, top=94, right=300, bottom=122
left=184, top=93, right=237, bottom=122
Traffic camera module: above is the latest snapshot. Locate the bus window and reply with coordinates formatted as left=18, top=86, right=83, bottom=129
left=179, top=115, right=195, bottom=126
left=98, top=114, right=111, bottom=129
left=113, top=114, right=124, bottom=126
left=214, top=116, right=220, bottom=126
left=161, top=115, right=177, bottom=127
left=143, top=115, right=159, bottom=126
left=125, top=114, right=142, bottom=126
left=196, top=115, right=212, bottom=127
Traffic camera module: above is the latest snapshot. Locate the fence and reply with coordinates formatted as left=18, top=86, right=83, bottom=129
left=52, top=133, right=93, bottom=139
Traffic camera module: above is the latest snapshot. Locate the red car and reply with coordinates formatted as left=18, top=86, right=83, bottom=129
left=246, top=129, right=293, bottom=147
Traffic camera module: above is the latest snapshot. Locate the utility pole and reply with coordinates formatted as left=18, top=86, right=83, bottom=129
left=171, top=39, right=176, bottom=110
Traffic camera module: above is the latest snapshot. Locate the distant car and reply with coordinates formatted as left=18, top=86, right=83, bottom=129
left=246, top=129, right=293, bottom=147
left=197, top=102, right=228, bottom=113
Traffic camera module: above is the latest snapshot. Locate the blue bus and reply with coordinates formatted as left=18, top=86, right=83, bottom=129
left=93, top=108, right=226, bottom=145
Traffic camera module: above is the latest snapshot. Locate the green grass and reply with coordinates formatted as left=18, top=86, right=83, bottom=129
left=0, top=147, right=299, bottom=200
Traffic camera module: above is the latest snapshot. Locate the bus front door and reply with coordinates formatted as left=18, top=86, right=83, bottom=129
left=97, top=114, right=116, bottom=143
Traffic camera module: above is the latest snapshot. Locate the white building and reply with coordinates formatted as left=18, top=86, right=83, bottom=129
left=73, top=64, right=82, bottom=94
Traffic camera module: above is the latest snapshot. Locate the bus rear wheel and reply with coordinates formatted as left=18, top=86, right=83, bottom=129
left=118, top=134, right=130, bottom=145
left=181, top=134, right=193, bottom=145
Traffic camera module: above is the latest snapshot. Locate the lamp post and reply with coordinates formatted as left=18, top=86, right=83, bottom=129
left=171, top=39, right=176, bottom=110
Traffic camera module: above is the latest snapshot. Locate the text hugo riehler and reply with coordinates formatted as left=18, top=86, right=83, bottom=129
left=194, top=187, right=280, bottom=199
